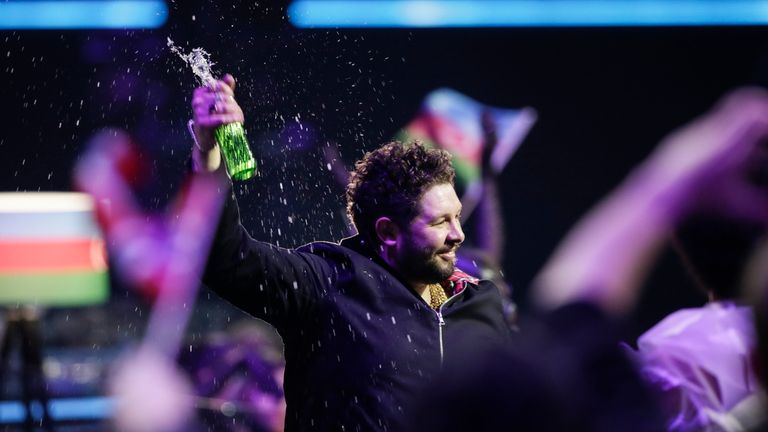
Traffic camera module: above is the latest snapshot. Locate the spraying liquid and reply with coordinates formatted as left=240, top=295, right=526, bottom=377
left=168, top=38, right=256, bottom=181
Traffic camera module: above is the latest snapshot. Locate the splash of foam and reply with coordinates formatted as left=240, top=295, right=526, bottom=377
left=167, top=37, right=216, bottom=86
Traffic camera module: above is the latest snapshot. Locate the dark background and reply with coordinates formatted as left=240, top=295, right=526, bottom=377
left=4, top=0, right=768, bottom=339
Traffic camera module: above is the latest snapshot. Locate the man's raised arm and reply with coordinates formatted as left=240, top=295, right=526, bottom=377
left=189, top=74, right=333, bottom=333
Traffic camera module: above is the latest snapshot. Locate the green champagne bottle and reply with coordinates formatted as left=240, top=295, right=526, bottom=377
left=214, top=122, right=256, bottom=181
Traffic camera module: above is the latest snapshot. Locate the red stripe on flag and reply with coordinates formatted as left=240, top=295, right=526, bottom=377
left=0, top=239, right=107, bottom=272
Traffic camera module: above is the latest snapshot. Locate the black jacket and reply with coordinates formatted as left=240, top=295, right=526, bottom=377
left=203, top=187, right=511, bottom=431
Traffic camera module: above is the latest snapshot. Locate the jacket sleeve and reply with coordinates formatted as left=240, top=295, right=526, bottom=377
left=202, top=185, right=334, bottom=333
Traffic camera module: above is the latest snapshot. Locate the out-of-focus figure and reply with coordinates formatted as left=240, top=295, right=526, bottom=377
left=631, top=219, right=764, bottom=431
left=75, top=129, right=227, bottom=432
left=180, top=321, right=286, bottom=432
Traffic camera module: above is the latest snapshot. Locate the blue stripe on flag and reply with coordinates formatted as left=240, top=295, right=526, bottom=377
left=0, top=212, right=102, bottom=240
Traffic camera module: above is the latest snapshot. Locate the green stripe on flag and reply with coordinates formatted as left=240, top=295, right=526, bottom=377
left=0, top=271, right=108, bottom=306
left=451, top=157, right=480, bottom=187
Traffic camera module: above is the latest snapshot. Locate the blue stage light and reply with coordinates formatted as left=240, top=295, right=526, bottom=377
left=288, top=0, right=768, bottom=28
left=0, top=397, right=114, bottom=423
left=0, top=402, right=25, bottom=424
left=48, top=397, right=115, bottom=420
left=0, top=1, right=168, bottom=29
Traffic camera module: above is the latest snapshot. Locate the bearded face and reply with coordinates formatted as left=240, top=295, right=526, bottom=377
left=392, top=183, right=464, bottom=285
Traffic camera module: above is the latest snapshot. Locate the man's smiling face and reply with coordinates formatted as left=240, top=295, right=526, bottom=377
left=393, top=183, right=465, bottom=285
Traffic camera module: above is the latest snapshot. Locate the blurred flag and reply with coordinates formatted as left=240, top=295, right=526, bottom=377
left=396, top=88, right=536, bottom=205
left=0, top=193, right=108, bottom=306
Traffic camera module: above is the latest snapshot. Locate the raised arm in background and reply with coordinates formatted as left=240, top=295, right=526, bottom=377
left=534, top=88, right=768, bottom=317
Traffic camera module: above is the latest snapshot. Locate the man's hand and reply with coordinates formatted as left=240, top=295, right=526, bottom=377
left=191, top=74, right=244, bottom=152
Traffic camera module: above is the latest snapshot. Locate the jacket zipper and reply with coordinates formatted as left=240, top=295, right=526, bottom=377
left=437, top=310, right=446, bottom=364
left=436, top=290, right=461, bottom=365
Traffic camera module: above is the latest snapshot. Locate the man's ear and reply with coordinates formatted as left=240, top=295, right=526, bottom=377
left=375, top=217, right=400, bottom=247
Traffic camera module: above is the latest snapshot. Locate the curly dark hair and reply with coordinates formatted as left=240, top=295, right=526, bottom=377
left=346, top=141, right=455, bottom=245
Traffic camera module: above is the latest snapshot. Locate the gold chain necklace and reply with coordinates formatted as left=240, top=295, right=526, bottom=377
left=428, top=283, right=448, bottom=310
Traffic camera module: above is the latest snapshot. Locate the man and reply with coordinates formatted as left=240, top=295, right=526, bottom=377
left=190, top=75, right=510, bottom=431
